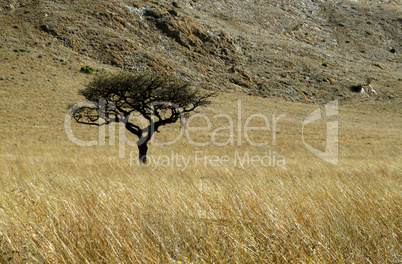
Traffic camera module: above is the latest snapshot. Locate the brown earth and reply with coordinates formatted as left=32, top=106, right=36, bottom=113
left=0, top=0, right=401, bottom=102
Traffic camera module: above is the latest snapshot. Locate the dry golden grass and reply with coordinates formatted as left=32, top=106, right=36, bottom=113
left=0, top=47, right=401, bottom=263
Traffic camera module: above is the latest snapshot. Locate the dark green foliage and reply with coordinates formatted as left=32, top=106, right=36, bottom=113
left=80, top=65, right=94, bottom=74
left=172, top=2, right=180, bottom=8
left=350, top=84, right=363, bottom=92
left=79, top=72, right=212, bottom=116
left=168, top=9, right=178, bottom=16
left=144, top=9, right=161, bottom=19
left=390, top=48, right=396, bottom=53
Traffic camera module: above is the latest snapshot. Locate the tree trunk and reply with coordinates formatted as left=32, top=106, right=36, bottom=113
left=138, top=143, right=148, bottom=164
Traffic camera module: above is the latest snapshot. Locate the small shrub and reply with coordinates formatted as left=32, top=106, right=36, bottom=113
left=172, top=2, right=180, bottom=8
left=350, top=84, right=363, bottom=93
left=14, top=48, right=25, bottom=53
left=205, top=35, right=213, bottom=42
left=322, top=63, right=328, bottom=67
left=390, top=48, right=396, bottom=53
left=337, top=22, right=345, bottom=27
left=144, top=9, right=161, bottom=19
left=168, top=9, right=178, bottom=16
left=80, top=65, right=94, bottom=74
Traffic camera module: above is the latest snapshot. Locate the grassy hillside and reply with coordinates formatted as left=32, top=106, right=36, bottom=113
left=0, top=0, right=401, bottom=263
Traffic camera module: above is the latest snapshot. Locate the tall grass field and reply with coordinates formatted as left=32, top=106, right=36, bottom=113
left=0, top=52, right=400, bottom=263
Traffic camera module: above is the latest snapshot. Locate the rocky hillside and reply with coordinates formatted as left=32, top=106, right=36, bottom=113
left=1, top=0, right=401, bottom=102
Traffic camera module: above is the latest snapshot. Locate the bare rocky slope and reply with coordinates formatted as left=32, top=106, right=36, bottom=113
left=1, top=0, right=401, bottom=102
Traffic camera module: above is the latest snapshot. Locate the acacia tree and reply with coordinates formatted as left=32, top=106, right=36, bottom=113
left=71, top=71, right=213, bottom=163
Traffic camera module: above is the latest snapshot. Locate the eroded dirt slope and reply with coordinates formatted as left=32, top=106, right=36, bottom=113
left=0, top=0, right=401, bottom=102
